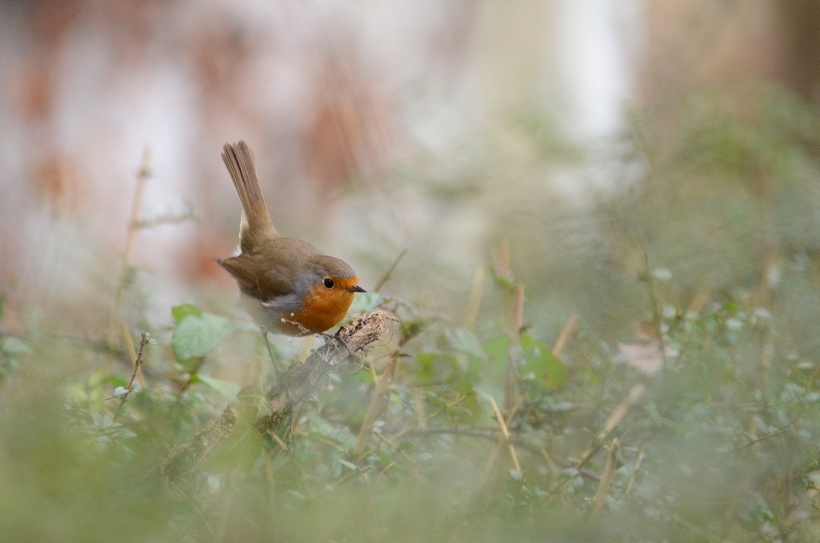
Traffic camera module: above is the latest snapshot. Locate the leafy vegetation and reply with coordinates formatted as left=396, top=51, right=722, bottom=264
left=4, top=91, right=820, bottom=542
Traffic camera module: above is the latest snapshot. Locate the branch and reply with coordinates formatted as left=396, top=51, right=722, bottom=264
left=159, top=310, right=393, bottom=479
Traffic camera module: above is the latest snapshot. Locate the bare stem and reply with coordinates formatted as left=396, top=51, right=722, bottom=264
left=106, top=147, right=152, bottom=347
left=504, top=284, right=524, bottom=412
left=114, top=332, right=150, bottom=421
left=552, top=314, right=580, bottom=357
left=489, top=396, right=522, bottom=475
left=374, top=249, right=408, bottom=292
left=576, top=384, right=645, bottom=470
left=160, top=311, right=392, bottom=479
left=590, top=438, right=621, bottom=520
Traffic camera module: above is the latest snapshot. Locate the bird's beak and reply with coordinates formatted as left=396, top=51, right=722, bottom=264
left=348, top=285, right=366, bottom=293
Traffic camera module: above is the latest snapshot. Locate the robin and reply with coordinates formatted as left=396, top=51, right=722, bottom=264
left=217, top=141, right=365, bottom=357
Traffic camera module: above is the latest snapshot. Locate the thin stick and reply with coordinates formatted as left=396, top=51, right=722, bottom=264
left=552, top=314, right=580, bottom=357
left=107, top=148, right=152, bottom=346
left=262, top=329, right=285, bottom=376
left=120, top=322, right=145, bottom=387
left=114, top=332, right=150, bottom=421
left=268, top=430, right=289, bottom=452
left=491, top=239, right=512, bottom=281
left=590, top=438, right=620, bottom=520
left=624, top=446, right=645, bottom=495
left=576, top=383, right=645, bottom=470
left=504, top=284, right=525, bottom=412
left=125, top=148, right=152, bottom=258
left=373, top=432, right=423, bottom=478
left=374, top=248, right=407, bottom=292
left=489, top=396, right=522, bottom=474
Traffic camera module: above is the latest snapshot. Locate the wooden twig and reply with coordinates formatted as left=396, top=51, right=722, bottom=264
left=489, top=396, right=521, bottom=474
left=114, top=332, right=150, bottom=421
left=552, top=314, right=580, bottom=357
left=120, top=322, right=145, bottom=387
left=504, top=284, right=524, bottom=412
left=107, top=148, right=152, bottom=347
left=576, top=383, right=645, bottom=470
left=624, top=446, right=645, bottom=495
left=590, top=438, right=620, bottom=520
left=374, top=249, right=407, bottom=292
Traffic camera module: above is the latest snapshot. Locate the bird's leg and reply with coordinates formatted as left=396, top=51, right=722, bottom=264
left=261, top=328, right=284, bottom=378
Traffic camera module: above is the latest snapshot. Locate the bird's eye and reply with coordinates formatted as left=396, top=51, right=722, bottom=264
left=323, top=278, right=335, bottom=289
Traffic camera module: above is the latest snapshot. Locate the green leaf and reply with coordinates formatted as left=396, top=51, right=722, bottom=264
left=172, top=313, right=232, bottom=363
left=0, top=337, right=33, bottom=356
left=446, top=328, right=486, bottom=360
left=201, top=423, right=263, bottom=473
left=232, top=403, right=261, bottom=425
left=519, top=333, right=569, bottom=391
left=483, top=335, right=511, bottom=363
left=238, top=382, right=273, bottom=418
left=197, top=375, right=241, bottom=402
left=113, top=386, right=129, bottom=398
left=171, top=304, right=202, bottom=323
left=416, top=352, right=461, bottom=384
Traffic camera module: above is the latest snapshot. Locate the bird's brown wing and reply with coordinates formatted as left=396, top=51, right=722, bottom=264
left=217, top=253, right=295, bottom=301
left=218, top=236, right=324, bottom=301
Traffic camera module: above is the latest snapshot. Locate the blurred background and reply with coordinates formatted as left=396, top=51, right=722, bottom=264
left=3, top=0, right=820, bottom=352
left=5, top=2, right=820, bottom=542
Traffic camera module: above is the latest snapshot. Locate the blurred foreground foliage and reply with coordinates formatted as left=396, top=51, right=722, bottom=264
left=4, top=90, right=820, bottom=542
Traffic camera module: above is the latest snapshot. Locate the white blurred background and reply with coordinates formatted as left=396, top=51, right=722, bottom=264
left=1, top=0, right=818, bottom=336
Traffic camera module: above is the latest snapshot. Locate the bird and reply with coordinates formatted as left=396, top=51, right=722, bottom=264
left=216, top=141, right=365, bottom=367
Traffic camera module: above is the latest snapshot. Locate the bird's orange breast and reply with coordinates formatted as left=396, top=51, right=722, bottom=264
left=278, top=277, right=359, bottom=335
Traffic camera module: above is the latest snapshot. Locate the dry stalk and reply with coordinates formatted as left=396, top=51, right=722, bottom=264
left=590, top=438, right=621, bottom=520
left=374, top=248, right=407, bottom=292
left=107, top=148, right=152, bottom=347
left=489, top=396, right=522, bottom=474
left=576, top=383, right=645, bottom=470
left=552, top=314, right=580, bottom=357
left=504, top=284, right=524, bottom=412
left=114, top=332, right=150, bottom=421
left=624, top=445, right=645, bottom=495
left=120, top=322, right=146, bottom=387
